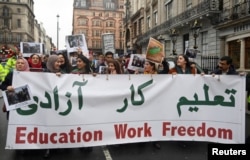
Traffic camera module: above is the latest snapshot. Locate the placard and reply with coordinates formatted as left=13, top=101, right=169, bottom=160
left=2, top=84, right=33, bottom=111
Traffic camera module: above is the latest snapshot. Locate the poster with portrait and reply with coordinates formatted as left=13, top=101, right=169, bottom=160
left=146, top=37, right=165, bottom=64
left=20, top=42, right=44, bottom=58
left=2, top=84, right=33, bottom=111
left=99, top=66, right=107, bottom=74
left=127, top=54, right=145, bottom=72
left=65, top=34, right=89, bottom=58
left=184, top=48, right=200, bottom=58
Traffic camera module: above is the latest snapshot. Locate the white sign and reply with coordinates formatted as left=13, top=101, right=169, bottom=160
left=65, top=34, right=89, bottom=57
left=5, top=73, right=246, bottom=149
left=2, top=84, right=33, bottom=111
left=102, top=33, right=115, bottom=55
left=127, top=54, right=145, bottom=72
left=20, top=42, right=43, bottom=58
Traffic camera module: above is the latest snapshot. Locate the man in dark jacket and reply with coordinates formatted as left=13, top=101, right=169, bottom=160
left=211, top=56, right=238, bottom=75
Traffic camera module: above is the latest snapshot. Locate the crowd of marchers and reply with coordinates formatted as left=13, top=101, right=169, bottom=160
left=0, top=48, right=249, bottom=158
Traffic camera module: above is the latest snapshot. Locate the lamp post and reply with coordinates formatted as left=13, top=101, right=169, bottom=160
left=158, top=34, right=166, bottom=56
left=169, top=28, right=179, bottom=55
left=56, top=14, right=60, bottom=50
left=124, top=0, right=131, bottom=54
left=190, top=20, right=202, bottom=49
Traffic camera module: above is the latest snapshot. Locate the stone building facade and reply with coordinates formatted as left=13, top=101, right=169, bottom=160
left=124, top=0, right=250, bottom=72
left=73, top=0, right=125, bottom=55
left=0, top=0, right=52, bottom=55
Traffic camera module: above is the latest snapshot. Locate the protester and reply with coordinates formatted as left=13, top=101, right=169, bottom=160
left=107, top=59, right=123, bottom=74
left=143, top=60, right=158, bottom=74
left=43, top=54, right=63, bottom=158
left=105, top=51, right=114, bottom=60
left=45, top=54, right=62, bottom=75
left=0, top=57, right=30, bottom=119
left=211, top=56, right=238, bottom=75
left=28, top=54, right=43, bottom=69
left=71, top=54, right=91, bottom=74
left=41, top=54, right=49, bottom=69
left=158, top=58, right=169, bottom=74
left=58, top=52, right=73, bottom=73
left=168, top=54, right=196, bottom=74
left=0, top=62, right=7, bottom=82
left=94, top=54, right=105, bottom=73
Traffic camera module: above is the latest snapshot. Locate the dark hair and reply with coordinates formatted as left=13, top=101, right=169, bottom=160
left=220, top=56, right=233, bottom=65
left=107, top=59, right=122, bottom=74
left=77, top=54, right=91, bottom=73
left=146, top=60, right=157, bottom=72
left=105, top=51, right=114, bottom=57
left=159, top=58, right=169, bottom=74
left=57, top=52, right=72, bottom=73
left=177, top=54, right=191, bottom=68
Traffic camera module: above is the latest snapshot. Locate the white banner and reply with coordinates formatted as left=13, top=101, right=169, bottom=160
left=6, top=72, right=246, bottom=149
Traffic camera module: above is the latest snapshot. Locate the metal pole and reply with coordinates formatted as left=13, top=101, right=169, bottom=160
left=57, top=14, right=60, bottom=50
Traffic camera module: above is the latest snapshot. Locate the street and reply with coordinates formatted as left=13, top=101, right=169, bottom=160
left=0, top=97, right=249, bottom=160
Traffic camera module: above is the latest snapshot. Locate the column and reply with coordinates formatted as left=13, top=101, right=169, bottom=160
left=239, top=38, right=245, bottom=70
left=225, top=42, right=228, bottom=56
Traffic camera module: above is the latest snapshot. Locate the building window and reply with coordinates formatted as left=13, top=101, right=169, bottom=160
left=133, top=22, right=137, bottom=37
left=186, top=0, right=192, bottom=9
left=92, top=0, right=102, bottom=7
left=105, top=1, right=115, bottom=9
left=17, top=19, right=21, bottom=28
left=92, top=40, right=101, bottom=48
left=153, top=11, right=158, bottom=26
left=16, top=34, right=21, bottom=42
left=93, top=30, right=101, bottom=37
left=75, top=0, right=87, bottom=7
left=165, top=1, right=173, bottom=20
left=17, top=8, right=21, bottom=13
left=147, top=16, right=151, bottom=30
left=78, top=19, right=88, bottom=26
left=93, top=20, right=101, bottom=26
left=138, top=18, right=143, bottom=35
left=78, top=29, right=88, bottom=36
left=2, top=7, right=10, bottom=17
left=201, top=31, right=208, bottom=55
left=106, top=21, right=114, bottom=27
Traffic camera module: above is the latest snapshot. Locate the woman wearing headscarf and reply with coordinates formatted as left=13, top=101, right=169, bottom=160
left=28, top=54, right=43, bottom=69
left=43, top=54, right=64, bottom=158
left=0, top=57, right=30, bottom=118
left=45, top=55, right=62, bottom=76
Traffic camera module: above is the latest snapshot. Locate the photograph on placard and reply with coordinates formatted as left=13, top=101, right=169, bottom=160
left=2, top=84, right=33, bottom=111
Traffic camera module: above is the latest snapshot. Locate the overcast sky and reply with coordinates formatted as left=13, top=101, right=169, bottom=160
left=34, top=0, right=73, bottom=50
